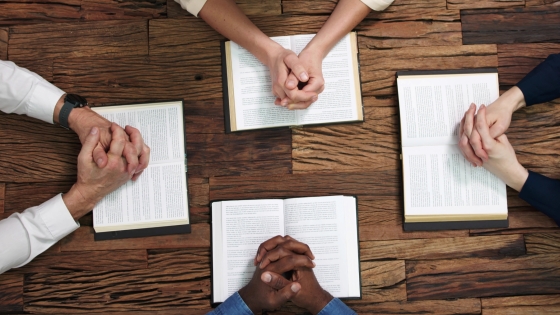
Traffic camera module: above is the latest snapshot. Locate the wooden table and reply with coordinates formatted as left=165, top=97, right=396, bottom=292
left=1, top=0, right=560, bottom=313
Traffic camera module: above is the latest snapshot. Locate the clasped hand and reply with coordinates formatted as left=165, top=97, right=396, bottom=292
left=267, top=46, right=325, bottom=110
left=238, top=236, right=333, bottom=314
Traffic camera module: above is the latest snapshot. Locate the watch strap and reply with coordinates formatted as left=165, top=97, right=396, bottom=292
left=59, top=100, right=76, bottom=130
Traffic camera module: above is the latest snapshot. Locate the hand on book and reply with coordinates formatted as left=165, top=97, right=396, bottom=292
left=459, top=86, right=526, bottom=167
left=466, top=105, right=528, bottom=191
left=63, top=124, right=134, bottom=219
left=256, top=236, right=333, bottom=315
left=279, top=48, right=324, bottom=110
left=69, top=106, right=150, bottom=181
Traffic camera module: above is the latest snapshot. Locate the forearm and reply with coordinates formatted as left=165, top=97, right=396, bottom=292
left=0, top=195, right=78, bottom=274
left=198, top=0, right=282, bottom=68
left=519, top=171, right=560, bottom=226
left=516, top=53, right=560, bottom=106
left=304, top=0, right=371, bottom=58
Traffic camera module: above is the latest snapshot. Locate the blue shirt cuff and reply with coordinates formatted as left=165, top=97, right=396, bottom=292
left=317, top=298, right=356, bottom=315
left=207, top=292, right=253, bottom=315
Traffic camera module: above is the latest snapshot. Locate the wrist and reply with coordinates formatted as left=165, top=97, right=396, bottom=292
left=62, top=185, right=97, bottom=220
left=505, top=86, right=527, bottom=113
left=308, top=289, right=333, bottom=315
left=238, top=287, right=261, bottom=314
left=506, top=164, right=529, bottom=192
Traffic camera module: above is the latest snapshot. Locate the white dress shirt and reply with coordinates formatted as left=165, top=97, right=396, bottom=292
left=175, top=0, right=394, bottom=17
left=0, top=60, right=79, bottom=274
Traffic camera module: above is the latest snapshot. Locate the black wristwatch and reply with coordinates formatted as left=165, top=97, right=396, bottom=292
left=59, top=94, right=88, bottom=130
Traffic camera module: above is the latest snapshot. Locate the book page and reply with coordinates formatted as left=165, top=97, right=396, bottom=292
left=397, top=72, right=499, bottom=147
left=230, top=37, right=298, bottom=130
left=283, top=196, right=353, bottom=298
left=91, top=102, right=189, bottom=231
left=220, top=199, right=285, bottom=300
left=402, top=145, right=507, bottom=221
left=291, top=33, right=361, bottom=125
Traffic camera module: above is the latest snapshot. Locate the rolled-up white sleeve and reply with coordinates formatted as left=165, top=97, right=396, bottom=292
left=174, top=0, right=208, bottom=17
left=0, top=60, right=64, bottom=123
left=360, top=0, right=394, bottom=11
left=0, top=194, right=79, bottom=274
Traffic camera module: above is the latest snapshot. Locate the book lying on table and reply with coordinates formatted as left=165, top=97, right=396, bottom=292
left=91, top=100, right=190, bottom=240
left=221, top=32, right=363, bottom=133
left=211, top=195, right=361, bottom=304
left=396, top=69, right=508, bottom=231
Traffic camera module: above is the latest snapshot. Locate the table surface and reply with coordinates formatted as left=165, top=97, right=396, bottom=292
left=1, top=0, right=560, bottom=314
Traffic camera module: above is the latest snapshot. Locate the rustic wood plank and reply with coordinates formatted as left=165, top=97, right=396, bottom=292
left=0, top=183, right=4, bottom=213
left=24, top=267, right=211, bottom=312
left=498, top=43, right=560, bottom=88
left=359, top=260, right=406, bottom=302
left=6, top=250, right=147, bottom=274
left=346, top=298, right=481, bottom=314
left=209, top=171, right=400, bottom=201
left=167, top=0, right=280, bottom=18
left=525, top=233, right=560, bottom=254
left=448, top=0, right=525, bottom=9
left=525, top=0, right=560, bottom=5
left=80, top=0, right=166, bottom=20
left=359, top=44, right=497, bottom=97
left=189, top=159, right=292, bottom=177
left=0, top=274, right=23, bottom=313
left=282, top=0, right=448, bottom=15
left=482, top=295, right=560, bottom=315
left=60, top=224, right=210, bottom=251
left=188, top=177, right=209, bottom=224
left=0, top=27, right=7, bottom=59
left=407, top=254, right=560, bottom=300
left=4, top=182, right=74, bottom=212
left=9, top=20, right=148, bottom=62
left=293, top=97, right=399, bottom=173
left=461, top=7, right=560, bottom=45
left=362, top=234, right=525, bottom=261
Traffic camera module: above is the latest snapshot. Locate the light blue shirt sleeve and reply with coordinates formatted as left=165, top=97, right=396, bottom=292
left=206, top=294, right=356, bottom=315
left=207, top=292, right=253, bottom=315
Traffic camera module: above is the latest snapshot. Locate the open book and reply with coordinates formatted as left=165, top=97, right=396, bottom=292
left=211, top=196, right=360, bottom=303
left=91, top=101, right=190, bottom=240
left=221, top=32, right=363, bottom=132
left=396, top=70, right=508, bottom=231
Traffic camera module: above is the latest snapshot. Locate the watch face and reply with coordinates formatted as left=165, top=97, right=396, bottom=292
left=65, top=94, right=88, bottom=107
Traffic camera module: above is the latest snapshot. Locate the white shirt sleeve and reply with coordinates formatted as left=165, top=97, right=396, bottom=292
left=360, top=0, right=394, bottom=11
left=0, top=60, right=65, bottom=123
left=174, top=0, right=208, bottom=17
left=0, top=194, right=79, bottom=274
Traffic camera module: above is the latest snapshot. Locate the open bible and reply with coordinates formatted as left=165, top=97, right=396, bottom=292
left=211, top=196, right=361, bottom=303
left=221, top=32, right=363, bottom=132
left=91, top=101, right=190, bottom=240
left=396, top=70, right=508, bottom=231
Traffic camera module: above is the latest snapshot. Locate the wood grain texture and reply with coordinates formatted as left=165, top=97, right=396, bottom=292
left=525, top=233, right=560, bottom=254
left=482, top=294, right=560, bottom=315
left=0, top=0, right=165, bottom=26
left=0, top=274, right=23, bottom=313
left=9, top=20, right=148, bottom=62
left=361, top=234, right=525, bottom=261
left=525, top=0, right=560, bottom=5
left=359, top=44, right=498, bottom=97
left=498, top=43, right=560, bottom=88
left=461, top=6, right=560, bottom=44
left=359, top=260, right=406, bottom=302
left=209, top=171, right=400, bottom=201
left=347, top=298, right=481, bottom=314
left=167, top=0, right=280, bottom=17
left=0, top=113, right=80, bottom=183
left=448, top=0, right=525, bottom=9
left=0, top=183, right=4, bottom=213
left=406, top=254, right=560, bottom=300
left=282, top=0, right=448, bottom=15
left=24, top=267, right=211, bottom=313
left=292, top=97, right=400, bottom=173
left=4, top=182, right=74, bottom=213
left=0, top=27, right=7, bottom=59
left=59, top=224, right=210, bottom=251
left=5, top=250, right=147, bottom=274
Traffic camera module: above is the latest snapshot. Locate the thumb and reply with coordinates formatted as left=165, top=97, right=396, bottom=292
left=79, top=127, right=100, bottom=161
left=283, top=54, right=308, bottom=82
left=488, top=120, right=508, bottom=139
left=273, top=282, right=301, bottom=307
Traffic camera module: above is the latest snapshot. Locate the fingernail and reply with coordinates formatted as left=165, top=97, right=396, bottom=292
left=97, top=159, right=103, bottom=165
left=281, top=100, right=288, bottom=106
left=312, top=261, right=316, bottom=267
left=291, top=284, right=300, bottom=293
left=91, top=127, right=98, bottom=135
left=287, top=80, right=296, bottom=87
left=262, top=273, right=272, bottom=283
left=300, top=73, right=309, bottom=81
left=312, top=96, right=318, bottom=102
